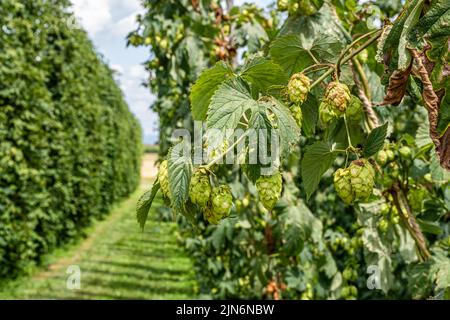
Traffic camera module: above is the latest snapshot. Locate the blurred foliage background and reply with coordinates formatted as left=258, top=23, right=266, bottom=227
left=0, top=0, right=142, bottom=278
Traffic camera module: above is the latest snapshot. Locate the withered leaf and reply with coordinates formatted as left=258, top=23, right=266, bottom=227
left=411, top=49, right=450, bottom=170
left=379, top=65, right=412, bottom=106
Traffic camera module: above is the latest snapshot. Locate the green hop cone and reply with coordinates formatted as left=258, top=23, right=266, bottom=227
left=319, top=101, right=340, bottom=126
left=334, top=168, right=354, bottom=204
left=408, top=188, right=427, bottom=212
left=399, top=146, right=412, bottom=160
left=158, top=160, right=171, bottom=199
left=345, top=95, right=363, bottom=121
left=334, top=159, right=375, bottom=204
left=386, top=149, right=395, bottom=162
left=277, top=0, right=289, bottom=11
left=203, top=207, right=221, bottom=225
left=189, top=168, right=211, bottom=208
left=290, top=104, right=303, bottom=128
left=211, top=185, right=233, bottom=219
left=319, top=82, right=351, bottom=126
left=324, top=81, right=351, bottom=113
left=376, top=150, right=388, bottom=166
left=287, top=73, right=310, bottom=105
left=349, top=159, right=375, bottom=201
left=297, top=0, right=320, bottom=15
left=288, top=0, right=323, bottom=16
left=256, top=171, right=283, bottom=210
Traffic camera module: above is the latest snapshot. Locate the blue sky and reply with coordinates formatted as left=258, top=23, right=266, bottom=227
left=71, top=0, right=273, bottom=144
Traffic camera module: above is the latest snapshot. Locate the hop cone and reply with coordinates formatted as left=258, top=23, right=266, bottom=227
left=297, top=0, right=319, bottom=16
left=334, top=159, right=375, bottom=204
left=288, top=0, right=321, bottom=16
left=349, top=159, right=375, bottom=201
left=256, top=171, right=283, bottom=210
left=158, top=160, right=171, bottom=199
left=334, top=168, right=354, bottom=204
left=319, top=101, right=340, bottom=126
left=277, top=0, right=289, bottom=11
left=288, top=73, right=310, bottom=104
left=346, top=95, right=363, bottom=121
left=319, top=82, right=351, bottom=126
left=189, top=168, right=211, bottom=208
left=211, top=185, right=233, bottom=219
left=290, top=104, right=303, bottom=128
left=324, top=82, right=351, bottom=112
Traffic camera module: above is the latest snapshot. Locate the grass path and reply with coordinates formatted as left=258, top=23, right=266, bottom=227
left=0, top=178, right=197, bottom=300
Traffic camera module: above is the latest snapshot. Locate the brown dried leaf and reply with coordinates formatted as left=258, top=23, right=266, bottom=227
left=412, top=49, right=450, bottom=170
left=379, top=65, right=413, bottom=106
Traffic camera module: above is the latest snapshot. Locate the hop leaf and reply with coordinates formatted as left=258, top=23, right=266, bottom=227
left=189, top=168, right=212, bottom=208
left=287, top=73, right=311, bottom=105
left=256, top=171, right=283, bottom=210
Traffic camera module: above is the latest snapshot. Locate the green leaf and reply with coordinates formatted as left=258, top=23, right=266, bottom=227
left=207, top=77, right=257, bottom=130
left=408, top=261, right=435, bottom=298
left=190, top=61, right=234, bottom=121
left=168, top=145, right=193, bottom=211
left=383, top=0, right=422, bottom=70
left=408, top=0, right=450, bottom=45
left=430, top=151, right=450, bottom=182
left=415, top=120, right=433, bottom=148
left=436, top=260, right=450, bottom=290
left=363, top=122, right=389, bottom=158
left=278, top=3, right=349, bottom=43
left=301, top=94, right=319, bottom=137
left=136, top=180, right=160, bottom=231
left=417, top=219, right=443, bottom=235
left=397, top=0, right=423, bottom=70
left=301, top=141, right=337, bottom=199
left=239, top=57, right=288, bottom=94
left=283, top=202, right=323, bottom=254
left=264, top=98, right=301, bottom=157
left=270, top=34, right=342, bottom=75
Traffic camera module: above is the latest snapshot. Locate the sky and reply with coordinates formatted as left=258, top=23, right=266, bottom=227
left=70, top=0, right=273, bottom=144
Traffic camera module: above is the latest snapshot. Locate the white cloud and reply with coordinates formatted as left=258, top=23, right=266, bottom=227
left=70, top=0, right=158, bottom=143
left=71, top=0, right=112, bottom=35
left=114, top=13, right=139, bottom=37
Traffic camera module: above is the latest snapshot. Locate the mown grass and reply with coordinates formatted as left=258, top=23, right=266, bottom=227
left=0, top=180, right=196, bottom=300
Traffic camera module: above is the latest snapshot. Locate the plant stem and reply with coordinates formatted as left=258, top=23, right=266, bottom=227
left=204, top=131, right=250, bottom=169
left=335, top=29, right=380, bottom=78
left=310, top=31, right=382, bottom=90
left=391, top=183, right=431, bottom=261
left=343, top=114, right=353, bottom=149
left=302, top=63, right=335, bottom=75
